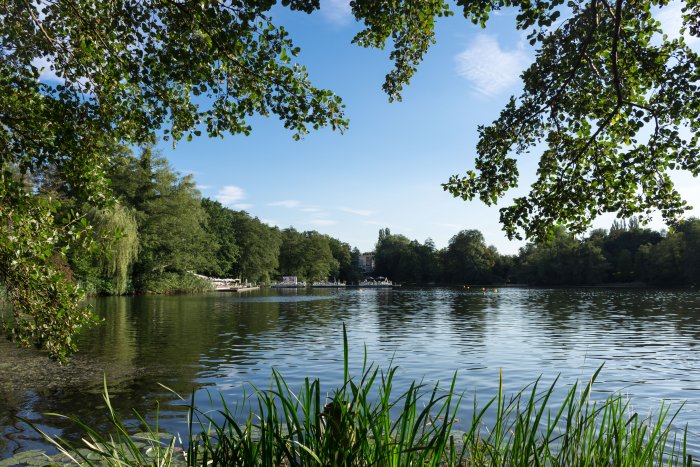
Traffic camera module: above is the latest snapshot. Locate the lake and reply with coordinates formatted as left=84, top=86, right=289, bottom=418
left=1, top=287, right=700, bottom=458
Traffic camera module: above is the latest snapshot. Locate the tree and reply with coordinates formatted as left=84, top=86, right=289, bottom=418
left=348, top=1, right=700, bottom=240
left=88, top=203, right=139, bottom=295
left=442, top=230, right=496, bottom=284
left=575, top=238, right=608, bottom=284
left=278, top=229, right=339, bottom=281
left=641, top=218, right=700, bottom=286
left=27, top=149, right=139, bottom=295
left=676, top=218, right=700, bottom=286
left=278, top=228, right=307, bottom=278
left=4, top=0, right=699, bottom=358
left=0, top=187, right=96, bottom=361
left=643, top=231, right=685, bottom=285
left=2, top=0, right=345, bottom=359
left=415, top=238, right=441, bottom=283
left=328, top=237, right=359, bottom=282
left=515, top=227, right=609, bottom=285
left=201, top=199, right=241, bottom=278
left=231, top=213, right=281, bottom=283
left=348, top=247, right=364, bottom=284
left=492, top=252, right=515, bottom=284
left=132, top=169, right=214, bottom=292
left=302, top=231, right=339, bottom=281
left=602, top=218, right=662, bottom=282
left=374, top=229, right=416, bottom=282
left=106, top=147, right=216, bottom=292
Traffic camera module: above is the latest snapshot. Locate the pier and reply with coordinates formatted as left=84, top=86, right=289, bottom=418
left=192, top=273, right=259, bottom=292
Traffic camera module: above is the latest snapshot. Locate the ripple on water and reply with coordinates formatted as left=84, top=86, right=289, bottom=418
left=3, top=287, right=700, bottom=457
left=227, top=295, right=335, bottom=303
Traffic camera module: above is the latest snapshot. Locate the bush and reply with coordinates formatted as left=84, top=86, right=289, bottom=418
left=139, top=272, right=213, bottom=295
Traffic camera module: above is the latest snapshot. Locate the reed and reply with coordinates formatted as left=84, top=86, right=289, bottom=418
left=25, top=325, right=692, bottom=466
left=30, top=378, right=180, bottom=466
left=458, top=367, right=690, bottom=466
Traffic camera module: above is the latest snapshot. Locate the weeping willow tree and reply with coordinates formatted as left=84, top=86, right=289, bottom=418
left=90, top=204, right=139, bottom=295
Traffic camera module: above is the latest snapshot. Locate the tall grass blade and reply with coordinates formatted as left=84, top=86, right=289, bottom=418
left=25, top=334, right=691, bottom=467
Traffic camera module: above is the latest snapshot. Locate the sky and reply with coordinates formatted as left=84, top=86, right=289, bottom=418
left=157, top=0, right=700, bottom=255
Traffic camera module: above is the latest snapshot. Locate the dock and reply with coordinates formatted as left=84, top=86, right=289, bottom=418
left=215, top=285, right=260, bottom=292
left=192, top=273, right=258, bottom=293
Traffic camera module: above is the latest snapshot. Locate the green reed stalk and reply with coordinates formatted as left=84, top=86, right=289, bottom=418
left=24, top=325, right=693, bottom=466
left=26, top=375, right=178, bottom=466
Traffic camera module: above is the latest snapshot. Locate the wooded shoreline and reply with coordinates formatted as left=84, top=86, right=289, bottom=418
left=45, top=149, right=700, bottom=297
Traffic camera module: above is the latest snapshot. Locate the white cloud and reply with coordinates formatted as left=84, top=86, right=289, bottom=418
left=309, top=219, right=337, bottom=227
left=455, top=34, right=529, bottom=96
left=363, top=220, right=386, bottom=226
left=269, top=200, right=301, bottom=208
left=234, top=203, right=253, bottom=210
left=321, top=0, right=352, bottom=25
left=261, top=218, right=279, bottom=227
left=301, top=207, right=323, bottom=213
left=216, top=185, right=246, bottom=205
left=196, top=184, right=211, bottom=191
left=339, top=207, right=375, bottom=217
left=656, top=1, right=699, bottom=46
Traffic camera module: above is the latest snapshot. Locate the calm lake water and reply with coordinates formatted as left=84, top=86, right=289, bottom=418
left=2, top=287, right=700, bottom=458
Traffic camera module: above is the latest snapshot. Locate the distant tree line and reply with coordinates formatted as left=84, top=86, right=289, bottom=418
left=373, top=228, right=505, bottom=286
left=514, top=219, right=700, bottom=287
left=373, top=219, right=700, bottom=287
left=40, top=146, right=363, bottom=294
left=37, top=145, right=700, bottom=295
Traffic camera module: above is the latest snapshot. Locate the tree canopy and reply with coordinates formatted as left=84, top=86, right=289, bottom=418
left=346, top=0, right=699, bottom=239
left=2, top=0, right=700, bottom=359
left=1, top=0, right=346, bottom=359
left=438, top=0, right=700, bottom=239
left=443, top=230, right=497, bottom=284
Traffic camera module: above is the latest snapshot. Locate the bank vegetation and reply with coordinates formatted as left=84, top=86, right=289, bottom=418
left=26, top=330, right=692, bottom=466
left=21, top=145, right=700, bottom=298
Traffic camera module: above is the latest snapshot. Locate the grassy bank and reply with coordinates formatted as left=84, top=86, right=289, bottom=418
left=21, top=327, right=692, bottom=466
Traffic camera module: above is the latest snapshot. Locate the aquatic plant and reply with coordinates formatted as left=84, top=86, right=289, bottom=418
left=20, top=326, right=692, bottom=466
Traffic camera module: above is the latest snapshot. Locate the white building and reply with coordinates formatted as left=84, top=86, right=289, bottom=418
left=358, top=252, right=375, bottom=273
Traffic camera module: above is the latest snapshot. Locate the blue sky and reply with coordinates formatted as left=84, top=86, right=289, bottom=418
left=159, top=0, right=700, bottom=255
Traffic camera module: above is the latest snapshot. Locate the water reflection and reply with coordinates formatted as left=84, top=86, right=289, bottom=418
left=1, top=287, right=700, bottom=457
